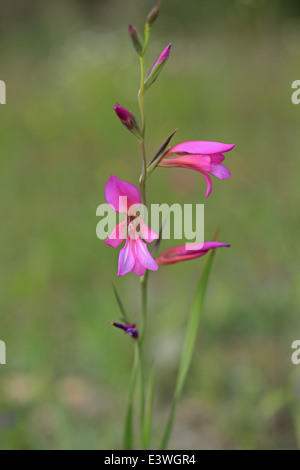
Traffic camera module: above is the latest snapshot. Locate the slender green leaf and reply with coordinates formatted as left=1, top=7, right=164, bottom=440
left=160, top=400, right=176, bottom=451
left=123, top=402, right=134, bottom=450
left=160, top=248, right=216, bottom=450
left=175, top=250, right=215, bottom=398
left=147, top=129, right=177, bottom=175
left=112, top=283, right=130, bottom=324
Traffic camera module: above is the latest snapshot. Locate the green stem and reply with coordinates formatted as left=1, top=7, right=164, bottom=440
left=142, top=25, right=150, bottom=56
left=138, top=54, right=147, bottom=207
left=138, top=58, right=145, bottom=137
left=140, top=271, right=148, bottom=344
left=139, top=140, right=147, bottom=206
left=137, top=341, right=144, bottom=447
left=123, top=342, right=139, bottom=449
left=136, top=28, right=151, bottom=448
left=138, top=271, right=149, bottom=449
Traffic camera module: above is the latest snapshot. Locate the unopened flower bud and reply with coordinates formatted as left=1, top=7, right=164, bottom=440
left=146, top=2, right=160, bottom=28
left=114, top=105, right=142, bottom=139
left=144, top=44, right=171, bottom=90
left=128, top=24, right=143, bottom=56
left=111, top=322, right=139, bottom=339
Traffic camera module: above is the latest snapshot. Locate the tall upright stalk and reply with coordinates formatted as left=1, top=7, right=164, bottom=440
left=137, top=27, right=150, bottom=449
left=113, top=3, right=232, bottom=451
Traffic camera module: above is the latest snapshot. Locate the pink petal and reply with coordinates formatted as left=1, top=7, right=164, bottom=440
left=139, top=219, right=159, bottom=243
left=105, top=175, right=141, bottom=214
left=210, top=153, right=225, bottom=164
left=200, top=171, right=212, bottom=198
left=105, top=219, right=127, bottom=248
left=156, top=242, right=230, bottom=265
left=186, top=241, right=231, bottom=251
left=132, top=257, right=147, bottom=276
left=209, top=162, right=231, bottom=180
left=135, top=237, right=158, bottom=272
left=118, top=237, right=135, bottom=276
left=159, top=154, right=211, bottom=172
left=165, top=141, right=235, bottom=156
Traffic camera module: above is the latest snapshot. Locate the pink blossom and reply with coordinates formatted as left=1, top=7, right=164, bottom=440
left=105, top=175, right=158, bottom=277
left=156, top=241, right=230, bottom=265
left=158, top=141, right=235, bottom=198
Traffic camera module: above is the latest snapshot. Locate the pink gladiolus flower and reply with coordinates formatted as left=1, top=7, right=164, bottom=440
left=156, top=241, right=230, bottom=265
left=158, top=141, right=235, bottom=198
left=105, top=175, right=159, bottom=277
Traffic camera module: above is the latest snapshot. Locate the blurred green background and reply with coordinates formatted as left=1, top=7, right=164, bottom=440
left=0, top=0, right=300, bottom=450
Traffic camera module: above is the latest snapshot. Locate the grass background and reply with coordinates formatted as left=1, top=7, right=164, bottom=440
left=0, top=0, right=300, bottom=449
